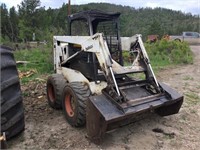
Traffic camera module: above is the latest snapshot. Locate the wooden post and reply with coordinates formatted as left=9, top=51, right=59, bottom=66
left=68, top=0, right=71, bottom=16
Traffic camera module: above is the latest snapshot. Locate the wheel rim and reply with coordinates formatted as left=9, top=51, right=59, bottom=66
left=48, top=84, right=55, bottom=103
left=65, top=94, right=75, bottom=117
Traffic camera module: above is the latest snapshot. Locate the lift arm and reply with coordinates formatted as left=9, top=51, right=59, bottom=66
left=81, top=33, right=121, bottom=96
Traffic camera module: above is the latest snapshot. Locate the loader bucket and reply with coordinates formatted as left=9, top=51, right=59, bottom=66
left=86, top=82, right=183, bottom=144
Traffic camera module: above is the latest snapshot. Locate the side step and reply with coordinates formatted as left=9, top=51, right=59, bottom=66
left=86, top=82, right=183, bottom=144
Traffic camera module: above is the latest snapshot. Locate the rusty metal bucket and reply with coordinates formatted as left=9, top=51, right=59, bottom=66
left=86, top=82, right=183, bottom=144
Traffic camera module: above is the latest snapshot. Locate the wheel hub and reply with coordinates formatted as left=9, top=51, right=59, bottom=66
left=65, top=95, right=75, bottom=117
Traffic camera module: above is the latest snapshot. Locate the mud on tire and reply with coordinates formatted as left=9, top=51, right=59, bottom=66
left=46, top=74, right=67, bottom=109
left=0, top=45, right=25, bottom=139
left=62, top=82, right=91, bottom=127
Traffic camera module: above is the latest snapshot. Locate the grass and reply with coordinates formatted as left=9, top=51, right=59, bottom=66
left=183, top=76, right=194, bottom=81
left=14, top=47, right=54, bottom=84
left=189, top=109, right=197, bottom=114
left=185, top=92, right=200, bottom=105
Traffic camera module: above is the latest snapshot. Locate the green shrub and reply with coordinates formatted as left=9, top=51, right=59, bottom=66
left=123, top=40, right=193, bottom=68
left=145, top=40, right=193, bottom=66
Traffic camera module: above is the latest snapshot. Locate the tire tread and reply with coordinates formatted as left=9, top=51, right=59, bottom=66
left=0, top=46, right=25, bottom=140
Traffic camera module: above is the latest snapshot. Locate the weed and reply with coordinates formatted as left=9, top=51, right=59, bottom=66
left=183, top=76, right=194, bottom=80
left=189, top=109, right=197, bottom=114
left=185, top=92, right=199, bottom=99
left=164, top=133, right=175, bottom=139
left=185, top=92, right=200, bottom=105
left=23, top=92, right=30, bottom=97
left=20, top=74, right=38, bottom=84
left=180, top=114, right=187, bottom=121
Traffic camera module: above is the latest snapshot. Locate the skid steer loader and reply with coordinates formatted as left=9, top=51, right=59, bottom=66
left=47, top=10, right=183, bottom=143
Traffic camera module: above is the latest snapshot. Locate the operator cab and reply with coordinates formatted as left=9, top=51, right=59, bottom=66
left=65, top=10, right=123, bottom=81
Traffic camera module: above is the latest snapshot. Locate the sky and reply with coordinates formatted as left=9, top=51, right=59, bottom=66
left=0, top=0, right=199, bottom=15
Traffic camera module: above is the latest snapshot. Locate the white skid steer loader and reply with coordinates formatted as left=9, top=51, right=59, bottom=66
left=46, top=10, right=183, bottom=144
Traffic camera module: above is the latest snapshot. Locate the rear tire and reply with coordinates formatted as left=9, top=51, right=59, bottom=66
left=46, top=74, right=67, bottom=109
left=62, top=82, right=91, bottom=127
left=0, top=45, right=25, bottom=139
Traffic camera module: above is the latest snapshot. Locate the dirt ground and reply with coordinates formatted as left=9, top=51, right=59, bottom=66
left=8, top=46, right=200, bottom=150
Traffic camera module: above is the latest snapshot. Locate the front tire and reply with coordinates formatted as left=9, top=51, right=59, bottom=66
left=62, top=82, right=91, bottom=127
